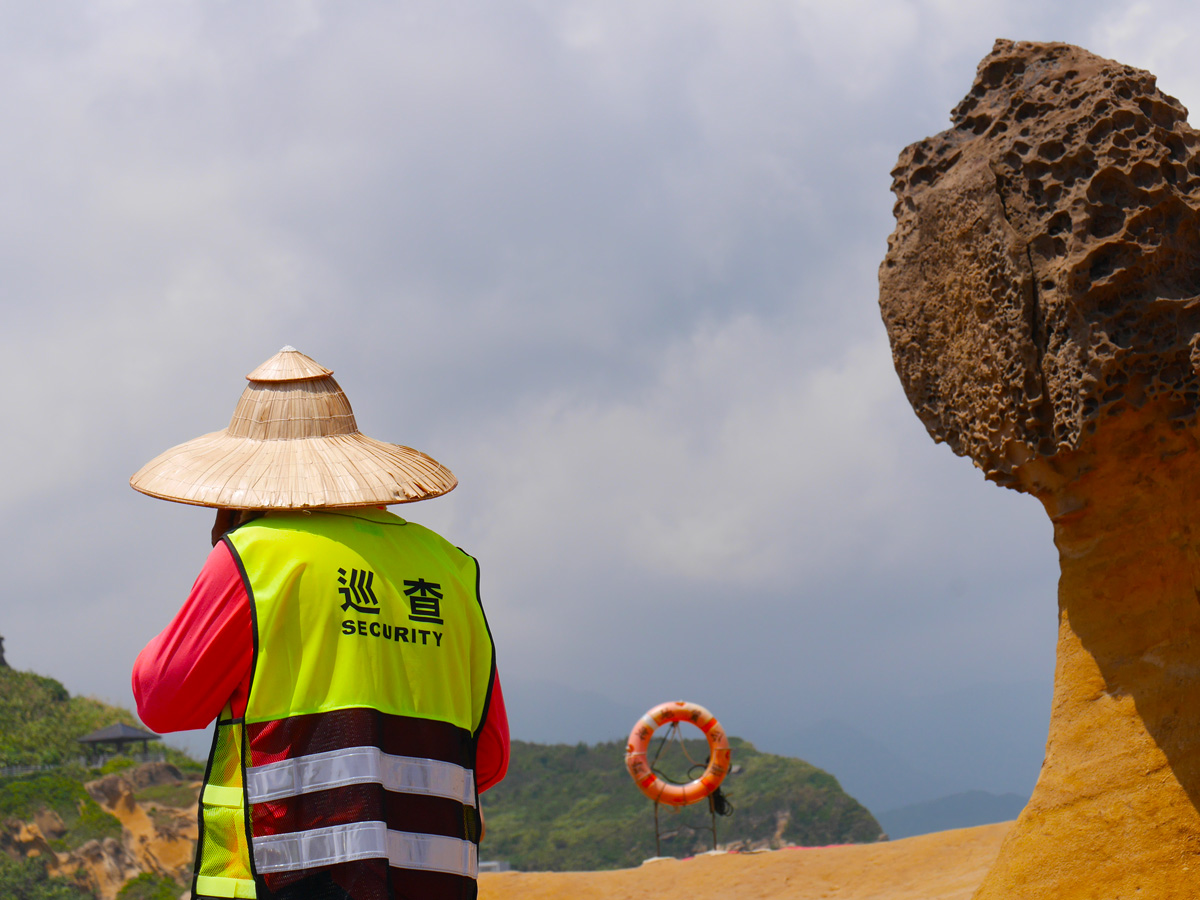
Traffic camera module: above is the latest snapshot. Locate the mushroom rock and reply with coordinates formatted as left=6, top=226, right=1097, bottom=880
left=879, top=39, right=1200, bottom=898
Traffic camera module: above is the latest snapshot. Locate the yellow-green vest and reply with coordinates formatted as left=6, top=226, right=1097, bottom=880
left=193, top=508, right=496, bottom=900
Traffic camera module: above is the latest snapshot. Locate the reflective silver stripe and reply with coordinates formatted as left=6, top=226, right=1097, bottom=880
left=253, top=821, right=477, bottom=879
left=388, top=828, right=477, bottom=879
left=246, top=746, right=476, bottom=807
left=254, top=820, right=388, bottom=871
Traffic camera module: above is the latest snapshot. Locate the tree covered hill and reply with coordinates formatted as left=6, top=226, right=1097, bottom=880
left=481, top=737, right=883, bottom=871
left=0, top=666, right=142, bottom=768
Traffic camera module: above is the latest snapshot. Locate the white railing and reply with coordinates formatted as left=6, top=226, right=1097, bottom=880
left=86, top=750, right=168, bottom=769
left=0, top=751, right=168, bottom=779
left=0, top=763, right=56, bottom=778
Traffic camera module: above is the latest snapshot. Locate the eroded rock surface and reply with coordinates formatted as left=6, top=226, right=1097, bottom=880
left=70, top=769, right=196, bottom=898
left=880, top=40, right=1200, bottom=899
left=2, top=763, right=197, bottom=900
left=881, top=38, right=1200, bottom=487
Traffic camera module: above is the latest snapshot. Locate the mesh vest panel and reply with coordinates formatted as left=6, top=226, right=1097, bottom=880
left=197, top=509, right=494, bottom=900
left=194, top=710, right=256, bottom=899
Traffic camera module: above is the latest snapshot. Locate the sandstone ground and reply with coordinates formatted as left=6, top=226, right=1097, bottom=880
left=479, top=820, right=1011, bottom=900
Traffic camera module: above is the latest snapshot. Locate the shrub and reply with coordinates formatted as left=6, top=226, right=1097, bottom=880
left=63, top=799, right=123, bottom=849
left=0, top=773, right=122, bottom=851
left=0, top=773, right=90, bottom=822
left=99, top=758, right=137, bottom=776
left=0, top=855, right=92, bottom=899
left=134, top=782, right=199, bottom=810
left=115, top=873, right=181, bottom=900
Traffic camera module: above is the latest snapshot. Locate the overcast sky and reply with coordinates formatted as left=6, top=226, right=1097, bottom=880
left=1, top=0, right=1195, bottom=806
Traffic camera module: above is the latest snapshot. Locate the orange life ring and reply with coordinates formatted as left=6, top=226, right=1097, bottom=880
left=624, top=700, right=732, bottom=807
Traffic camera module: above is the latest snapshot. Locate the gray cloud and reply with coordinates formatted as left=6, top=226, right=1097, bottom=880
left=0, top=0, right=1185, bottom=796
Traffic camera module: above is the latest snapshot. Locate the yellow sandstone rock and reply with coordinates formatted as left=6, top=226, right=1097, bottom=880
left=68, top=770, right=197, bottom=899
left=880, top=38, right=1200, bottom=898
left=977, top=406, right=1200, bottom=898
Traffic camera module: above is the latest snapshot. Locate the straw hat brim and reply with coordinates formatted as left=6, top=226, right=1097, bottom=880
left=129, top=430, right=458, bottom=509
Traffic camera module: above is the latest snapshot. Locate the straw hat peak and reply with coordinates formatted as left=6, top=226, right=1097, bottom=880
left=130, top=348, right=457, bottom=510
left=246, top=346, right=333, bottom=382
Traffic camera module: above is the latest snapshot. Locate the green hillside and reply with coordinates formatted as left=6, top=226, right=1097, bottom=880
left=0, top=662, right=883, bottom=878
left=0, top=667, right=144, bottom=767
left=481, top=737, right=883, bottom=871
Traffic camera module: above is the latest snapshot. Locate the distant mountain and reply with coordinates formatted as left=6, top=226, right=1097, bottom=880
left=756, top=679, right=1053, bottom=812
left=854, top=681, right=1051, bottom=800
left=768, top=718, right=955, bottom=812
left=481, top=737, right=882, bottom=871
left=877, top=790, right=1028, bottom=839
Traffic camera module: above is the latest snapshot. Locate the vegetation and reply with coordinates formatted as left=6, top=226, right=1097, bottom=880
left=0, top=661, right=203, bottom=785
left=99, top=757, right=137, bottom=776
left=0, top=771, right=123, bottom=850
left=134, top=781, right=200, bottom=809
left=481, top=737, right=882, bottom=871
left=115, top=873, right=181, bottom=900
left=0, top=856, right=92, bottom=900
left=0, top=769, right=95, bottom=821
left=0, top=667, right=140, bottom=767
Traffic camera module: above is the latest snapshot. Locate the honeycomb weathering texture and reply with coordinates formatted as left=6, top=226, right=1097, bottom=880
left=879, top=38, right=1200, bottom=486
left=879, top=40, right=1200, bottom=900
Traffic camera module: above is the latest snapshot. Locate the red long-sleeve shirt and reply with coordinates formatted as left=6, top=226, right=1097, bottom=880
left=132, top=540, right=509, bottom=791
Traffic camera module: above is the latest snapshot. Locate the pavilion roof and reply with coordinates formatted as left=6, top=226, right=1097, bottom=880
left=76, top=723, right=160, bottom=744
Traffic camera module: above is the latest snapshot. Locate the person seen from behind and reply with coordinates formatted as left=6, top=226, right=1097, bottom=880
left=130, top=347, right=508, bottom=900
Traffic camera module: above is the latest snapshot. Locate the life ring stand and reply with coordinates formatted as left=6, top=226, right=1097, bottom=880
left=625, top=700, right=732, bottom=807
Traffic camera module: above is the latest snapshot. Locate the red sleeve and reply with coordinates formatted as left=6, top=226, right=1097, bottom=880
left=132, top=540, right=254, bottom=733
left=475, top=675, right=509, bottom=792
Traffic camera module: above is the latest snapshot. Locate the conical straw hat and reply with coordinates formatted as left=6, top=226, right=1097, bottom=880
left=130, top=347, right=457, bottom=509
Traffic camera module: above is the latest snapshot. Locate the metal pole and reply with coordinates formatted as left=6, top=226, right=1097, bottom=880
left=654, top=801, right=661, bottom=857
left=708, top=794, right=717, bottom=850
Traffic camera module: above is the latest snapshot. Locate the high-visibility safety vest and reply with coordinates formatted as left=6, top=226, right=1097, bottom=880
left=192, top=508, right=497, bottom=900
